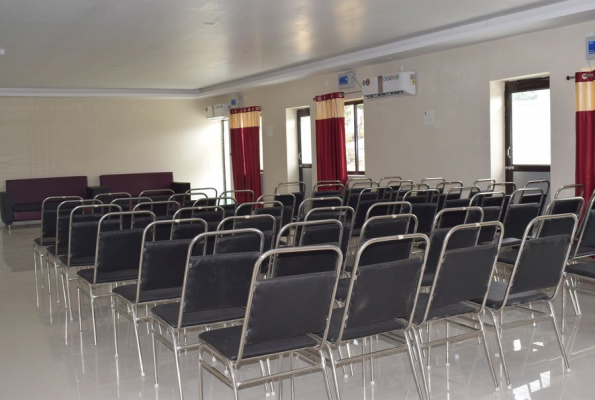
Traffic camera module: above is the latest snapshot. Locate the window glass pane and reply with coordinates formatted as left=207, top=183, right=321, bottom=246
left=511, top=89, right=550, bottom=165
left=300, top=115, right=312, bottom=164
left=344, top=105, right=356, bottom=172
left=356, top=103, right=365, bottom=172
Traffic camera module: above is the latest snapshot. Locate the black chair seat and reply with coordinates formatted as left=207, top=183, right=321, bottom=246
left=199, top=325, right=318, bottom=361
left=497, top=249, right=519, bottom=265
left=59, top=255, right=95, bottom=267
left=113, top=284, right=182, bottom=304
left=46, top=245, right=67, bottom=257
left=413, top=293, right=477, bottom=324
left=350, top=228, right=361, bottom=238
left=566, top=260, right=595, bottom=279
left=34, top=237, right=56, bottom=246
left=151, top=303, right=245, bottom=329
left=77, top=268, right=138, bottom=284
left=501, top=238, right=522, bottom=247
left=321, top=308, right=405, bottom=343
left=472, top=281, right=549, bottom=309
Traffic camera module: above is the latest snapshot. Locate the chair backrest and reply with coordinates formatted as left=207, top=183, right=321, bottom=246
left=133, top=200, right=180, bottom=217
left=276, top=219, right=343, bottom=252
left=312, top=182, right=344, bottom=198
left=502, top=188, right=544, bottom=239
left=524, top=180, right=550, bottom=201
left=502, top=214, right=577, bottom=308
left=365, top=201, right=412, bottom=221
left=274, top=181, right=306, bottom=213
left=236, top=245, right=342, bottom=362
left=384, top=179, right=414, bottom=201
left=435, top=181, right=463, bottom=199
left=56, top=199, right=102, bottom=250
left=174, top=206, right=225, bottom=232
left=67, top=204, right=122, bottom=266
left=442, top=186, right=480, bottom=209
left=420, top=177, right=446, bottom=188
left=169, top=217, right=209, bottom=240
left=218, top=215, right=277, bottom=251
left=220, top=189, right=255, bottom=204
left=554, top=184, right=585, bottom=199
left=433, top=206, right=484, bottom=230
left=544, top=197, right=584, bottom=218
left=178, top=247, right=261, bottom=330
left=40, top=196, right=83, bottom=241
left=111, top=196, right=152, bottom=212
left=197, top=228, right=265, bottom=254
left=298, top=197, right=343, bottom=220
left=574, top=190, right=595, bottom=254
left=93, top=211, right=156, bottom=284
left=424, top=224, right=482, bottom=278
left=473, top=179, right=496, bottom=192
left=419, top=222, right=503, bottom=323
left=134, top=221, right=198, bottom=304
left=258, top=193, right=296, bottom=224
left=94, top=192, right=131, bottom=204
left=336, top=234, right=429, bottom=342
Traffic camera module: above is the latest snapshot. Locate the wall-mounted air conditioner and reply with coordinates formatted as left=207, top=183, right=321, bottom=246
left=361, top=71, right=416, bottom=99
left=205, top=103, right=230, bottom=120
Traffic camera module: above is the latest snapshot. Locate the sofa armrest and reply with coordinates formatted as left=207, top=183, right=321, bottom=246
left=171, top=182, right=191, bottom=194
left=0, top=192, right=15, bottom=226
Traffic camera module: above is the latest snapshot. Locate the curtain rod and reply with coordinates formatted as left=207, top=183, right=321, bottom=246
left=566, top=73, right=594, bottom=81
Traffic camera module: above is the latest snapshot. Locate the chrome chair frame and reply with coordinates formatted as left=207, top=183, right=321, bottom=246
left=150, top=229, right=265, bottom=399
left=297, top=196, right=343, bottom=220
left=554, top=184, right=585, bottom=199
left=76, top=210, right=156, bottom=345
left=197, top=245, right=343, bottom=400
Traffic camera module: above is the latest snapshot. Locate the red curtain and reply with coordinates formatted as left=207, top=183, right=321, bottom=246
left=230, top=106, right=262, bottom=203
left=315, top=92, right=348, bottom=184
left=576, top=72, right=595, bottom=201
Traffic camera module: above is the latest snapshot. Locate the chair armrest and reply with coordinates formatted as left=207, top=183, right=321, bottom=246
left=0, top=192, right=15, bottom=226
left=171, top=182, right=191, bottom=194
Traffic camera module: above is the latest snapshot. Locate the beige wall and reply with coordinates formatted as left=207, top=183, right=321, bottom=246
left=0, top=97, right=224, bottom=194
left=237, top=20, right=595, bottom=196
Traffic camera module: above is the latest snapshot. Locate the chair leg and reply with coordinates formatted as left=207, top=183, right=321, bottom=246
left=412, top=328, right=430, bottom=399
left=445, top=320, right=450, bottom=367
left=130, top=305, right=145, bottom=376
left=320, top=350, right=334, bottom=400
left=90, top=289, right=98, bottom=346
left=426, top=323, right=432, bottom=369
left=562, top=279, right=567, bottom=335
left=54, top=260, right=61, bottom=304
left=151, top=322, right=159, bottom=386
left=337, top=345, right=349, bottom=378
left=33, top=250, right=40, bottom=308
left=259, top=360, right=272, bottom=396
left=45, top=256, right=52, bottom=295
left=405, top=334, right=426, bottom=400
left=198, top=348, right=205, bottom=400
left=369, top=336, right=375, bottom=385
left=345, top=343, right=355, bottom=376
left=326, top=346, right=342, bottom=400
left=77, top=282, right=83, bottom=332
left=113, top=302, right=119, bottom=358
left=39, top=252, right=46, bottom=288
left=547, top=301, right=571, bottom=372
left=487, top=309, right=511, bottom=389
left=477, top=316, right=499, bottom=390
left=290, top=352, right=296, bottom=400
left=172, top=333, right=184, bottom=400
left=230, top=365, right=241, bottom=400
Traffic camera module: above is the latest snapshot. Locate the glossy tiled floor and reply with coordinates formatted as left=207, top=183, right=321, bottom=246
left=2, top=225, right=595, bottom=400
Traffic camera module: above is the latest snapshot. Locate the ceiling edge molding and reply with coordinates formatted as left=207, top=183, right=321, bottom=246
left=0, top=88, right=200, bottom=98
left=195, top=0, right=595, bottom=98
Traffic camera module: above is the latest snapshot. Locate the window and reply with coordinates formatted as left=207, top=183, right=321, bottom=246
left=344, top=101, right=365, bottom=174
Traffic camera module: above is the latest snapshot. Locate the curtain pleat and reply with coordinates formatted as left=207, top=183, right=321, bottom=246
left=315, top=92, right=348, bottom=185
left=229, top=107, right=262, bottom=202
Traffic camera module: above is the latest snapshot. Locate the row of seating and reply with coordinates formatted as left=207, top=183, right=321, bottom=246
left=29, top=177, right=595, bottom=400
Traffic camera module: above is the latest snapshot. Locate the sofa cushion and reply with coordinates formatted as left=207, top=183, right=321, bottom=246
left=99, top=172, right=174, bottom=196
left=6, top=176, right=88, bottom=205
left=14, top=211, right=42, bottom=222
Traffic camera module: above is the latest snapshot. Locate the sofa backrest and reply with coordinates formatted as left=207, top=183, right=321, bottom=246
left=99, top=172, right=174, bottom=196
left=6, top=176, right=88, bottom=204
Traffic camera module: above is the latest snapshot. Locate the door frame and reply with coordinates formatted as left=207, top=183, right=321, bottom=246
left=296, top=108, right=312, bottom=182
left=504, top=76, right=551, bottom=185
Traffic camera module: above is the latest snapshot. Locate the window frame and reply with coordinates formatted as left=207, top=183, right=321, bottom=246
left=344, top=100, right=365, bottom=175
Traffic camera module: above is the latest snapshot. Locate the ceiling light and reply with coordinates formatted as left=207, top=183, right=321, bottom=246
left=202, top=21, right=217, bottom=26
left=0, top=49, right=5, bottom=55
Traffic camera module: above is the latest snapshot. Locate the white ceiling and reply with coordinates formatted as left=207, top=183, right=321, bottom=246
left=0, top=0, right=588, bottom=91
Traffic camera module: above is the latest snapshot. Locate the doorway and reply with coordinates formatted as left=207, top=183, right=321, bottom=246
left=297, top=108, right=313, bottom=196
left=504, top=77, right=551, bottom=191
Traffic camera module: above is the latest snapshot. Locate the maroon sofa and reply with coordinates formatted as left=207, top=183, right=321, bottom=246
left=0, top=176, right=88, bottom=226
left=98, top=172, right=190, bottom=197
